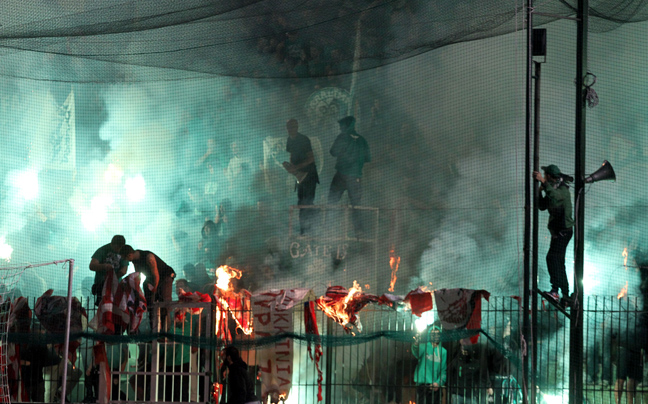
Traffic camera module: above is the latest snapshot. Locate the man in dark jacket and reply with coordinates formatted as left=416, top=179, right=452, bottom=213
left=328, top=116, right=371, bottom=238
left=284, top=118, right=319, bottom=235
left=221, top=346, right=260, bottom=404
left=533, top=164, right=574, bottom=304
left=448, top=343, right=493, bottom=404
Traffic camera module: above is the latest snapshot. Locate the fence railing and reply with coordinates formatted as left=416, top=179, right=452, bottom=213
left=5, top=295, right=647, bottom=404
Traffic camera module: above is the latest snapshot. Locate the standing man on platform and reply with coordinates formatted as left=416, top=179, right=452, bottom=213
left=120, top=245, right=176, bottom=330
left=533, top=164, right=574, bottom=305
left=328, top=116, right=371, bottom=238
left=283, top=118, right=319, bottom=235
left=89, top=235, right=129, bottom=306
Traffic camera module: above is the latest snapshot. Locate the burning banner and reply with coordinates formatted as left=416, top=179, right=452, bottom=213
left=433, top=289, right=490, bottom=344
left=252, top=288, right=311, bottom=403
left=318, top=284, right=435, bottom=333
left=213, top=265, right=252, bottom=343
left=316, top=281, right=381, bottom=333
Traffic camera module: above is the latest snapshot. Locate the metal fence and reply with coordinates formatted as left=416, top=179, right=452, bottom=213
left=6, top=295, right=647, bottom=404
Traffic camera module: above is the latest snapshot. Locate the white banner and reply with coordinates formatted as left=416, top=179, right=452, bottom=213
left=49, top=89, right=76, bottom=170
left=252, top=288, right=310, bottom=403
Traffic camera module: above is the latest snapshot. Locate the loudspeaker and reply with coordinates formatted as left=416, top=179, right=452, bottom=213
left=585, top=160, right=616, bottom=183
left=532, top=29, right=547, bottom=57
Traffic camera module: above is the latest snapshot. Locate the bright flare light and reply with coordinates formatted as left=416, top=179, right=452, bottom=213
left=0, top=236, right=13, bottom=261
left=81, top=195, right=113, bottom=232
left=583, top=262, right=599, bottom=293
left=542, top=393, right=567, bottom=404
left=104, top=164, right=124, bottom=183
left=124, top=174, right=146, bottom=202
left=9, top=169, right=39, bottom=201
left=415, top=309, right=436, bottom=334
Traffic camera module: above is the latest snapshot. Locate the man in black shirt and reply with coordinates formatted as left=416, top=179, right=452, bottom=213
left=120, top=245, right=176, bottom=331
left=89, top=235, right=128, bottom=306
left=283, top=118, right=319, bottom=235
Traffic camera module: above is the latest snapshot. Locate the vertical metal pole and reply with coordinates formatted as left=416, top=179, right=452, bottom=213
left=522, top=0, right=534, bottom=402
left=60, top=259, right=75, bottom=404
left=531, top=60, right=541, bottom=404
left=325, top=316, right=333, bottom=404
left=570, top=0, right=588, bottom=402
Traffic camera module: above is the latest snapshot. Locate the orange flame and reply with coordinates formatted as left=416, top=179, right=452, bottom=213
left=344, top=280, right=362, bottom=305
left=279, top=393, right=287, bottom=402
left=623, top=247, right=629, bottom=269
left=213, top=265, right=253, bottom=335
left=388, top=247, right=401, bottom=292
left=617, top=281, right=628, bottom=299
left=215, top=265, right=242, bottom=292
left=317, top=281, right=362, bottom=332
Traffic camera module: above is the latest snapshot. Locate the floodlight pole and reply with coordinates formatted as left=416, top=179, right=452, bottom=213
left=522, top=0, right=533, bottom=403
left=570, top=0, right=588, bottom=403
left=531, top=59, right=541, bottom=404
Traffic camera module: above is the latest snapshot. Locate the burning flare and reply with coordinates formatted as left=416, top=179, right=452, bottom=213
left=617, top=281, right=628, bottom=299
left=388, top=246, right=401, bottom=292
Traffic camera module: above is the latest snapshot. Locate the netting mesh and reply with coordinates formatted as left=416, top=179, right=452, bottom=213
left=1, top=0, right=648, bottom=82
left=2, top=0, right=648, bottom=403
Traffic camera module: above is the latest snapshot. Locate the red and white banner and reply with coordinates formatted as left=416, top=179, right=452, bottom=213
left=252, top=288, right=310, bottom=403
left=90, top=272, right=146, bottom=335
left=433, top=288, right=490, bottom=344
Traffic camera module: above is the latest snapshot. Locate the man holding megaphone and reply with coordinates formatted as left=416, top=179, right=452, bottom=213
left=533, top=164, right=574, bottom=306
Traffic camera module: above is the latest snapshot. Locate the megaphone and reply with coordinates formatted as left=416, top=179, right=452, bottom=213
left=584, top=160, right=616, bottom=183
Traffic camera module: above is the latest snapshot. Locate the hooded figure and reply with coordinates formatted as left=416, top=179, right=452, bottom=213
left=221, top=346, right=260, bottom=404
left=533, top=164, right=574, bottom=304
left=412, top=325, right=447, bottom=404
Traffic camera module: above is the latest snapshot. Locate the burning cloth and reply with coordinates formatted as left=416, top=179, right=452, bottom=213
left=316, top=284, right=380, bottom=333
left=214, top=289, right=252, bottom=344
left=252, top=288, right=311, bottom=403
